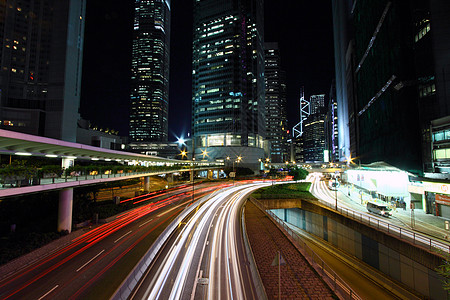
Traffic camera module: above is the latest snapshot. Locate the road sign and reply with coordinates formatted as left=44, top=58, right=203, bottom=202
left=229, top=172, right=236, bottom=178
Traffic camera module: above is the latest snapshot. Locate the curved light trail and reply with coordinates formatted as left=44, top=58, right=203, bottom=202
left=133, top=182, right=269, bottom=299
left=0, top=183, right=222, bottom=299
left=308, top=173, right=450, bottom=253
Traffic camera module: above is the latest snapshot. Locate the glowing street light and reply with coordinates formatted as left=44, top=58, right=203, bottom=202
left=177, top=136, right=186, bottom=145
left=201, top=148, right=209, bottom=159
left=180, top=150, right=187, bottom=159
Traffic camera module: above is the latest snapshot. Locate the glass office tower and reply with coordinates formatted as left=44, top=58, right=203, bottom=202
left=192, top=0, right=265, bottom=169
left=129, top=0, right=170, bottom=142
left=265, top=42, right=288, bottom=163
left=0, top=0, right=86, bottom=142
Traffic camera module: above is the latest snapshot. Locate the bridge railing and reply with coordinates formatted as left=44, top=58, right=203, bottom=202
left=0, top=165, right=222, bottom=191
left=318, top=199, right=450, bottom=255
left=250, top=197, right=361, bottom=300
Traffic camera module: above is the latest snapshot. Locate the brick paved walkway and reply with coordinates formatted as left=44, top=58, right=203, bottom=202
left=245, top=201, right=335, bottom=299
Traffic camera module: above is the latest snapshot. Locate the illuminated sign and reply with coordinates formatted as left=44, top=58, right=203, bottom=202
left=423, top=182, right=450, bottom=195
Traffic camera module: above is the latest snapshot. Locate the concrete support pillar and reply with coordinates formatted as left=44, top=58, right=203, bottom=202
left=190, top=170, right=194, bottom=182
left=207, top=170, right=213, bottom=179
left=144, top=176, right=151, bottom=192
left=58, top=188, right=73, bottom=233
left=167, top=173, right=174, bottom=184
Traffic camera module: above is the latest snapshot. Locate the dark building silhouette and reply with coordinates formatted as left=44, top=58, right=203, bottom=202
left=0, top=0, right=86, bottom=142
left=129, top=0, right=170, bottom=143
left=333, top=0, right=450, bottom=175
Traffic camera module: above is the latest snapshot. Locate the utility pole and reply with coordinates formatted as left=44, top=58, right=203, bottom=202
left=191, top=157, right=195, bottom=203
left=335, top=176, right=338, bottom=210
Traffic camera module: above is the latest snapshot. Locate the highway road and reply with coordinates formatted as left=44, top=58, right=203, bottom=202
left=0, top=182, right=225, bottom=299
left=130, top=182, right=269, bottom=300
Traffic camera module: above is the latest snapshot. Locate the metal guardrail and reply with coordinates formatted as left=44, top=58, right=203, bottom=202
left=317, top=198, right=450, bottom=254
left=250, top=197, right=360, bottom=300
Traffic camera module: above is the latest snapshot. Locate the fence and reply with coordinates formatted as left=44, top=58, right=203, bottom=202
left=318, top=199, right=450, bottom=254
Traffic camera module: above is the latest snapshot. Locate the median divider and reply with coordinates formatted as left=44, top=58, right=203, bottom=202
left=111, top=195, right=210, bottom=300
left=241, top=200, right=268, bottom=300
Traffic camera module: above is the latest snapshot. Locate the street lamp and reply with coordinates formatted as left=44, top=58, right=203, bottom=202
left=191, top=157, right=195, bottom=203
left=335, top=175, right=338, bottom=210
left=201, top=148, right=209, bottom=160
left=232, top=156, right=242, bottom=186
left=179, top=150, right=187, bottom=159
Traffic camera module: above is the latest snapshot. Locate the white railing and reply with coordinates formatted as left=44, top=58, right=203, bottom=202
left=318, top=199, right=450, bottom=254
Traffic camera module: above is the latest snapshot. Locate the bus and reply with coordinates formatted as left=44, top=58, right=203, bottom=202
left=366, top=201, right=392, bottom=217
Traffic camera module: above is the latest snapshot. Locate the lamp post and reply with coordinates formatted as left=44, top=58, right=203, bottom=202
left=191, top=157, right=196, bottom=203
left=232, top=156, right=242, bottom=186
left=335, top=175, right=338, bottom=210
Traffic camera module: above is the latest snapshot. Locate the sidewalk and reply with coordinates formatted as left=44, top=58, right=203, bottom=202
left=244, top=200, right=335, bottom=299
left=338, top=184, right=450, bottom=242
left=0, top=228, right=87, bottom=281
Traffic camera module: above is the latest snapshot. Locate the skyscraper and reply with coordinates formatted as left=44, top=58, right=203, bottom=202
left=303, top=94, right=325, bottom=163
left=309, top=94, right=325, bottom=114
left=129, top=0, right=170, bottom=143
left=325, top=82, right=339, bottom=162
left=192, top=0, right=265, bottom=169
left=0, top=0, right=86, bottom=142
left=264, top=42, right=288, bottom=163
left=331, top=0, right=353, bottom=162
left=333, top=0, right=450, bottom=175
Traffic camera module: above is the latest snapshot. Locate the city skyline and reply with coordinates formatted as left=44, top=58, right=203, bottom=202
left=80, top=0, right=334, bottom=141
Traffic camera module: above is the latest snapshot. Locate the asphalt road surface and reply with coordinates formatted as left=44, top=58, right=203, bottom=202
left=130, top=182, right=270, bottom=300
left=0, top=182, right=225, bottom=299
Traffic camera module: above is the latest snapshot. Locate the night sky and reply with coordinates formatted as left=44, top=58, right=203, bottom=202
left=80, top=0, right=334, bottom=141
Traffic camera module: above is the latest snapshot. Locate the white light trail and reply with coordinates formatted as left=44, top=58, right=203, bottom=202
left=141, top=183, right=269, bottom=299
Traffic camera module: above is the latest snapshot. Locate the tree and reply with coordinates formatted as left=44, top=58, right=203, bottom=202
left=436, top=253, right=450, bottom=291
left=288, top=167, right=309, bottom=181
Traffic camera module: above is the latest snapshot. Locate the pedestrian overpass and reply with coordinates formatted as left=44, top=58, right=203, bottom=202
left=0, top=129, right=223, bottom=232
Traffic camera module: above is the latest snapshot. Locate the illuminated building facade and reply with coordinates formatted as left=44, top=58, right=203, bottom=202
left=303, top=94, right=325, bottom=163
left=129, top=0, right=170, bottom=143
left=0, top=0, right=86, bottom=142
left=325, top=82, right=339, bottom=162
left=264, top=42, right=288, bottom=163
left=192, top=0, right=265, bottom=168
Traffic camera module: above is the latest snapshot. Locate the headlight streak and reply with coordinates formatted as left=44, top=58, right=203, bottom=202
left=140, top=183, right=269, bottom=300
left=0, top=185, right=216, bottom=299
left=208, top=184, right=267, bottom=299
left=146, top=189, right=235, bottom=299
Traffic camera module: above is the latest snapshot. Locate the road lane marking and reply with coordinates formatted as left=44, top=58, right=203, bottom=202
left=76, top=249, right=105, bottom=272
left=114, top=231, right=132, bottom=243
left=139, top=218, right=153, bottom=227
left=157, top=202, right=186, bottom=217
left=38, top=285, right=59, bottom=300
